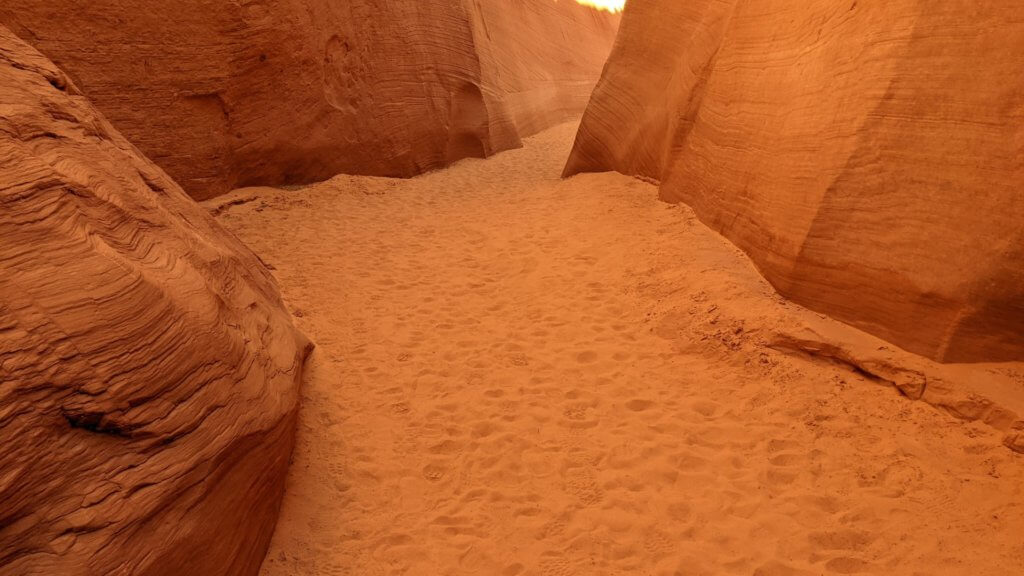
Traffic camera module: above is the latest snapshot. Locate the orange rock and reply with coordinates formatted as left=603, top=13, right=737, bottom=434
left=1, top=0, right=619, bottom=199
left=0, top=26, right=311, bottom=574
left=566, top=0, right=1024, bottom=363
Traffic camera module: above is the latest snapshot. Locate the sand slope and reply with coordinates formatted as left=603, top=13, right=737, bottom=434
left=211, top=123, right=1024, bottom=576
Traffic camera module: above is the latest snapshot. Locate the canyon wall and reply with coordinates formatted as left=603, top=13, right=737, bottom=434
left=566, top=0, right=1024, bottom=363
left=0, top=26, right=310, bottom=575
left=467, top=1, right=621, bottom=145
left=0, top=0, right=620, bottom=200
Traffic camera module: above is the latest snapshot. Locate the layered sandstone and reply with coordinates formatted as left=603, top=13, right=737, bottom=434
left=566, top=0, right=1024, bottom=363
left=466, top=1, right=620, bottom=147
left=0, top=0, right=619, bottom=200
left=0, top=26, right=310, bottom=575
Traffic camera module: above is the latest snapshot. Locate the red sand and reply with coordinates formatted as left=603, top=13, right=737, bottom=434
left=211, top=122, right=1024, bottom=576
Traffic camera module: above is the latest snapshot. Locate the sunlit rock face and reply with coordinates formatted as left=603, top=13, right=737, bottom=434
left=566, top=0, right=1024, bottom=363
left=0, top=0, right=619, bottom=200
left=0, top=25, right=311, bottom=574
left=468, top=0, right=620, bottom=149
left=573, top=0, right=626, bottom=13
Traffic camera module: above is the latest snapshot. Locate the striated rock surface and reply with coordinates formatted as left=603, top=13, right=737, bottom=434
left=0, top=26, right=310, bottom=575
left=566, top=0, right=1024, bottom=363
left=0, top=0, right=619, bottom=200
left=466, top=1, right=620, bottom=150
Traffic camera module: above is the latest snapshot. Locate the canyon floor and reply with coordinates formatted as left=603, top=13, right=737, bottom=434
left=210, top=122, right=1024, bottom=576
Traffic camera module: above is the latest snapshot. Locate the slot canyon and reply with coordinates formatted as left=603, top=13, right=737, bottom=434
left=0, top=1, right=1021, bottom=575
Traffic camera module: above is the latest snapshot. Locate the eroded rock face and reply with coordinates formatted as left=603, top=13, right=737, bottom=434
left=0, top=26, right=310, bottom=575
left=0, top=0, right=619, bottom=200
left=466, top=1, right=621, bottom=148
left=566, top=0, right=1024, bottom=363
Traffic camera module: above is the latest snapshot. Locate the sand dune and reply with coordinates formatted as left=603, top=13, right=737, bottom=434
left=210, top=122, right=1024, bottom=576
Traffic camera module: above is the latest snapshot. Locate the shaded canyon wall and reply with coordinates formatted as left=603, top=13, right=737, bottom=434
left=0, top=0, right=620, bottom=200
left=0, top=26, right=311, bottom=575
left=565, top=0, right=1024, bottom=363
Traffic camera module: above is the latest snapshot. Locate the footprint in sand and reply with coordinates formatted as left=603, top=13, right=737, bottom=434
left=422, top=463, right=447, bottom=482
left=625, top=398, right=655, bottom=412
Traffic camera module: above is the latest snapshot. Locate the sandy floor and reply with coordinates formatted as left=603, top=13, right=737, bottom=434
left=212, top=122, right=1024, bottom=576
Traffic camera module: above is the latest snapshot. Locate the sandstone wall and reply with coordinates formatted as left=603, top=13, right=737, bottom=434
left=0, top=26, right=311, bottom=574
left=565, top=0, right=1024, bottom=363
left=0, top=0, right=619, bottom=200
left=468, top=0, right=621, bottom=146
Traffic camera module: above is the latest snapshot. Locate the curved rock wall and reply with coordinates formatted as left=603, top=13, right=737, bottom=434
left=468, top=0, right=621, bottom=146
left=0, top=0, right=619, bottom=200
left=0, top=26, right=311, bottom=574
left=566, top=0, right=1024, bottom=363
